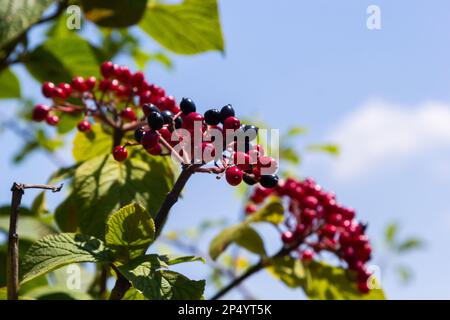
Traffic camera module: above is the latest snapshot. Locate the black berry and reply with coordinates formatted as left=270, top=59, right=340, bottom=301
left=243, top=124, right=258, bottom=141
left=174, top=117, right=183, bottom=129
left=143, top=103, right=160, bottom=116
left=259, top=174, right=279, bottom=188
left=204, top=109, right=221, bottom=125
left=243, top=174, right=257, bottom=186
left=134, top=126, right=146, bottom=142
left=147, top=111, right=164, bottom=130
left=161, top=110, right=174, bottom=125
left=180, top=98, right=196, bottom=115
left=220, top=104, right=235, bottom=122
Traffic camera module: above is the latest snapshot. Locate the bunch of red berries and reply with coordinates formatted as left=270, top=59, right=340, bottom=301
left=245, top=177, right=373, bottom=294
left=32, top=61, right=176, bottom=134
left=130, top=97, right=280, bottom=189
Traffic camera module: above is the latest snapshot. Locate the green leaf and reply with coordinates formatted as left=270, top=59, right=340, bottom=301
left=246, top=198, right=284, bottom=225
left=25, top=33, right=99, bottom=83
left=21, top=233, right=113, bottom=284
left=81, top=0, right=148, bottom=28
left=385, top=222, right=398, bottom=245
left=57, top=112, right=84, bottom=135
left=159, top=255, right=205, bottom=266
left=55, top=153, right=174, bottom=239
left=266, top=256, right=305, bottom=288
left=280, top=147, right=301, bottom=165
left=140, top=0, right=224, bottom=55
left=105, top=203, right=155, bottom=261
left=302, top=261, right=386, bottom=300
left=0, top=287, right=33, bottom=300
left=286, top=126, right=308, bottom=137
left=209, top=223, right=266, bottom=260
left=0, top=216, right=56, bottom=242
left=0, top=68, right=20, bottom=98
left=25, top=286, right=93, bottom=300
left=307, top=144, right=340, bottom=156
left=118, top=257, right=205, bottom=300
left=72, top=123, right=113, bottom=163
left=0, top=0, right=54, bottom=49
left=397, top=238, right=423, bottom=252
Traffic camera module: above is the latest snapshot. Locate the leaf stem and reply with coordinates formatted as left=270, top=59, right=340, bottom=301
left=7, top=182, right=63, bottom=300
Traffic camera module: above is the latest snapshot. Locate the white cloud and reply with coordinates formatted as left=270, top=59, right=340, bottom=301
left=328, top=99, right=450, bottom=179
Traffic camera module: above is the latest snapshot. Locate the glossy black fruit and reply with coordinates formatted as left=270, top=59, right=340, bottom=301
left=134, top=126, right=146, bottom=142
left=220, top=104, right=235, bottom=122
left=147, top=111, right=164, bottom=130
left=259, top=174, right=279, bottom=188
left=180, top=98, right=196, bottom=115
left=161, top=110, right=174, bottom=125
left=204, top=109, right=221, bottom=125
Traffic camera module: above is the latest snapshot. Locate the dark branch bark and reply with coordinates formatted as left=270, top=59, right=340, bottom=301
left=154, top=164, right=201, bottom=236
left=109, top=265, right=131, bottom=300
left=7, top=182, right=63, bottom=300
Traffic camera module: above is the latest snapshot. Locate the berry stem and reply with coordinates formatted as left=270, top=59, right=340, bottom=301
left=154, top=164, right=202, bottom=236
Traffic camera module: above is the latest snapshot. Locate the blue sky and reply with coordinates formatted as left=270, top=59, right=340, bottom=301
left=2, top=0, right=450, bottom=299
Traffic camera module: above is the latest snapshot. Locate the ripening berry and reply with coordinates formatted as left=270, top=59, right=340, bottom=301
left=58, top=83, right=72, bottom=97
left=223, top=116, right=241, bottom=131
left=322, top=224, right=337, bottom=238
left=357, top=281, right=370, bottom=294
left=120, top=107, right=137, bottom=122
left=100, top=61, right=117, bottom=78
left=131, top=71, right=145, bottom=87
left=112, top=146, right=128, bottom=162
left=281, top=231, right=296, bottom=244
left=149, top=84, right=165, bottom=98
left=77, top=120, right=92, bottom=132
left=71, top=76, right=88, bottom=92
left=109, top=79, right=119, bottom=91
left=140, top=90, right=152, bottom=105
left=303, top=195, right=319, bottom=209
left=141, top=130, right=159, bottom=149
left=201, top=142, right=216, bottom=163
left=42, top=82, right=55, bottom=98
left=86, top=76, right=97, bottom=90
left=225, top=166, right=243, bottom=186
left=99, top=79, right=111, bottom=92
left=245, top=203, right=257, bottom=215
left=52, top=87, right=67, bottom=100
left=182, top=112, right=203, bottom=129
left=147, top=143, right=162, bottom=156
left=117, top=66, right=132, bottom=83
left=46, top=114, right=59, bottom=126
left=233, top=151, right=251, bottom=170
left=32, top=104, right=50, bottom=121
left=301, top=249, right=314, bottom=261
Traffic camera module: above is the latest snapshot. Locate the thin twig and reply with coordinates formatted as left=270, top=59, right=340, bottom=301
left=7, top=182, right=63, bottom=300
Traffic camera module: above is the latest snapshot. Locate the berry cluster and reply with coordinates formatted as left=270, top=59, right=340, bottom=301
left=245, top=177, right=373, bottom=294
left=32, top=61, right=280, bottom=189
left=131, top=97, right=280, bottom=189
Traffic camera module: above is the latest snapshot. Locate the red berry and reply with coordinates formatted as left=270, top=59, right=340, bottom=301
left=100, top=61, right=117, bottom=78
left=46, top=114, right=59, bottom=126
left=58, top=83, right=72, bottom=97
left=223, top=116, right=241, bottom=130
left=99, top=79, right=111, bottom=91
left=149, top=84, right=165, bottom=97
left=32, top=104, right=50, bottom=121
left=301, top=209, right=316, bottom=224
left=257, top=156, right=278, bottom=175
left=140, top=90, right=152, bottom=105
left=322, top=224, right=337, bottom=238
left=201, top=142, right=216, bottom=163
left=281, top=231, right=296, bottom=244
left=120, top=107, right=137, bottom=122
left=109, top=79, right=119, bottom=91
left=112, top=146, right=128, bottom=162
left=183, top=112, right=204, bottom=130
left=141, top=130, right=159, bottom=149
left=117, top=66, right=132, bottom=83
left=147, top=143, right=162, bottom=156
left=357, top=281, right=370, bottom=294
left=245, top=203, right=257, bottom=215
left=42, top=82, right=55, bottom=98
left=233, top=151, right=251, bottom=170
left=301, top=249, right=314, bottom=261
left=225, top=166, right=243, bottom=186
left=302, top=196, right=319, bottom=209
left=52, top=87, right=67, bottom=100
left=86, top=76, right=97, bottom=90
left=71, top=76, right=88, bottom=92
left=131, top=71, right=145, bottom=87
left=158, top=127, right=172, bottom=142
left=77, top=120, right=92, bottom=132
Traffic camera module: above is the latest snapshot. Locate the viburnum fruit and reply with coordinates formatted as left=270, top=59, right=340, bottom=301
left=180, top=98, right=196, bottom=115
left=112, top=146, right=128, bottom=162
left=225, top=166, right=243, bottom=186
left=245, top=177, right=374, bottom=294
left=32, top=104, right=50, bottom=121
left=77, top=120, right=92, bottom=132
